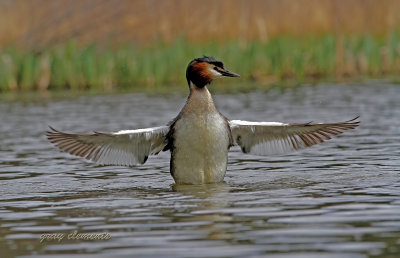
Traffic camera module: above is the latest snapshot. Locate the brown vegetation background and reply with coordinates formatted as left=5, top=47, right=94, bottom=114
left=1, top=0, right=399, bottom=48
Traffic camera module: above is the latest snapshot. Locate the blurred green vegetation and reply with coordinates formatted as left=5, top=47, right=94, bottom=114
left=1, top=33, right=400, bottom=92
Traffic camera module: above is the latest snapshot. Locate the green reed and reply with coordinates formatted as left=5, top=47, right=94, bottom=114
left=0, top=33, right=399, bottom=92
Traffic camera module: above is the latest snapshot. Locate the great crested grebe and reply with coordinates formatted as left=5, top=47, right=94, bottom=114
left=47, top=56, right=359, bottom=184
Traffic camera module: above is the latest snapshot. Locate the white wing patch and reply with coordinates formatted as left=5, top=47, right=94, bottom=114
left=47, top=126, right=169, bottom=166
left=229, top=117, right=359, bottom=155
left=230, top=120, right=287, bottom=127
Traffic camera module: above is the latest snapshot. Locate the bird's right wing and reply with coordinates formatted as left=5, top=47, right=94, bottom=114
left=229, top=117, right=359, bottom=155
left=47, top=126, right=169, bottom=166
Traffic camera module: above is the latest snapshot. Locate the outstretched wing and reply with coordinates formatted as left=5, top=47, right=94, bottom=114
left=229, top=116, right=359, bottom=155
left=47, top=126, right=169, bottom=166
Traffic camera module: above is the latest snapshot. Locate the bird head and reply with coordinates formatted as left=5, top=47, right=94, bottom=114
left=186, top=56, right=240, bottom=88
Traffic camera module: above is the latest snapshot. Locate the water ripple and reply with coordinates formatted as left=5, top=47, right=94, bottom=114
left=1, top=83, right=400, bottom=257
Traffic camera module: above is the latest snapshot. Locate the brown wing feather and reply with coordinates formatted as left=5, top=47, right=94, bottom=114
left=229, top=116, right=359, bottom=155
left=47, top=126, right=104, bottom=162
left=47, top=126, right=169, bottom=165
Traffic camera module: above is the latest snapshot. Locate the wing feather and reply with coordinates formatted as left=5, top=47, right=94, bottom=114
left=47, top=125, right=169, bottom=166
left=229, top=116, right=359, bottom=155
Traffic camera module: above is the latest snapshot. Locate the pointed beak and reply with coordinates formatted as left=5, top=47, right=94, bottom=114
left=220, top=69, right=240, bottom=77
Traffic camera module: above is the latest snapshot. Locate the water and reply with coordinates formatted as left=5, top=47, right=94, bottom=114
left=0, top=82, right=399, bottom=258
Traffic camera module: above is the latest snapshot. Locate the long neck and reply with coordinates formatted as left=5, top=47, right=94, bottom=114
left=184, top=82, right=217, bottom=114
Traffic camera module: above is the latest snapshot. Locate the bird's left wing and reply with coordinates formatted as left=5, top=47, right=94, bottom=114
left=229, top=117, right=359, bottom=155
left=47, top=126, right=169, bottom=166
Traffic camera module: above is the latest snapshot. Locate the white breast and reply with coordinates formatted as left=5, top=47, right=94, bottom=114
left=171, top=86, right=230, bottom=184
